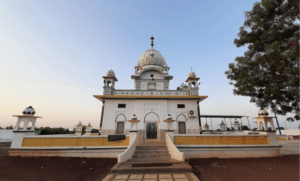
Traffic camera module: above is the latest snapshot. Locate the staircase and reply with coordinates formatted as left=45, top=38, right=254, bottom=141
left=110, top=140, right=193, bottom=173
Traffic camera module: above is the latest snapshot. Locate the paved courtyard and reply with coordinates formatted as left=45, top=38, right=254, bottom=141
left=104, top=173, right=199, bottom=181
left=278, top=140, right=299, bottom=155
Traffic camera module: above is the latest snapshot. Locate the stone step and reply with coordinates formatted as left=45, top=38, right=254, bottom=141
left=134, top=150, right=170, bottom=154
left=136, top=146, right=168, bottom=150
left=110, top=162, right=193, bottom=173
left=127, top=158, right=178, bottom=163
left=132, top=155, right=171, bottom=159
left=135, top=148, right=169, bottom=151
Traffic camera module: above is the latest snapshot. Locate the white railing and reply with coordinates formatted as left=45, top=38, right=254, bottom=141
left=117, top=133, right=138, bottom=163
left=166, top=133, right=185, bottom=161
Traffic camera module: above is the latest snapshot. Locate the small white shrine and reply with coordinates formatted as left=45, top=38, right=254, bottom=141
left=253, top=109, right=275, bottom=131
left=218, top=120, right=227, bottom=131
left=233, top=119, right=242, bottom=131
left=204, top=123, right=210, bottom=131
left=11, top=106, right=42, bottom=148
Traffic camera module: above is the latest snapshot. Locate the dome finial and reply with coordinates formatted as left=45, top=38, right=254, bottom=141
left=150, top=36, right=154, bottom=48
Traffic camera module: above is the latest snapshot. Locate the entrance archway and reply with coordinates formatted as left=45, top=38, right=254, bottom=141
left=144, top=111, right=159, bottom=139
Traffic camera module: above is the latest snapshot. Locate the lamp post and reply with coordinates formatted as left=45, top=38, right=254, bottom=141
left=271, top=103, right=281, bottom=135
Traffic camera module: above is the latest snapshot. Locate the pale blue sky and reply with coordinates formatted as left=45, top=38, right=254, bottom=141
left=0, top=0, right=297, bottom=130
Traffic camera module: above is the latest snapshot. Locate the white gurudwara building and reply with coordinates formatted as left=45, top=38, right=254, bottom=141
left=94, top=36, right=208, bottom=142
left=8, top=37, right=282, bottom=160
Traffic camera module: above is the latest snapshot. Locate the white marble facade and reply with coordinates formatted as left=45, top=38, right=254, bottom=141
left=97, top=37, right=205, bottom=140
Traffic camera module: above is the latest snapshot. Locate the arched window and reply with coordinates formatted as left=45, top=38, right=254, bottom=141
left=107, top=81, right=111, bottom=87
left=267, top=122, right=272, bottom=131
left=191, top=82, right=196, bottom=87
left=144, top=111, right=160, bottom=122
left=19, top=121, right=24, bottom=130
left=259, top=122, right=264, bottom=130
left=27, top=121, right=33, bottom=130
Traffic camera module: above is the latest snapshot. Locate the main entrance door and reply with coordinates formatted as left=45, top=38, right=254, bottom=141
left=146, top=123, right=157, bottom=139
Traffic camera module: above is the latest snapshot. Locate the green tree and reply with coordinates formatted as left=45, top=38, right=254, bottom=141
left=5, top=125, right=13, bottom=129
left=81, top=126, right=86, bottom=135
left=225, top=0, right=299, bottom=120
left=286, top=117, right=295, bottom=122
left=241, top=125, right=250, bottom=130
left=91, top=129, right=99, bottom=133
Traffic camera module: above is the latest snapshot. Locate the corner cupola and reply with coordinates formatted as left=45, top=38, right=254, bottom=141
left=103, top=69, right=118, bottom=95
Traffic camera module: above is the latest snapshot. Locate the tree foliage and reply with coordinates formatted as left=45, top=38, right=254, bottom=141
left=5, top=125, right=13, bottom=129
left=35, top=127, right=74, bottom=135
left=241, top=125, right=250, bottom=130
left=225, top=0, right=299, bottom=120
left=91, top=129, right=99, bottom=133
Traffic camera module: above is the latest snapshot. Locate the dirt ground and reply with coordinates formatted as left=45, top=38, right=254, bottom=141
left=0, top=148, right=117, bottom=181
left=0, top=140, right=299, bottom=181
left=188, top=155, right=299, bottom=181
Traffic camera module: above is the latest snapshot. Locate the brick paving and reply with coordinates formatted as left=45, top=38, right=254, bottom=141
left=105, top=173, right=198, bottom=181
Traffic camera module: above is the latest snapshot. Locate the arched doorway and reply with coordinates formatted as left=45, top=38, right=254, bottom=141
left=115, top=113, right=126, bottom=134
left=144, top=111, right=159, bottom=139
left=176, top=113, right=187, bottom=134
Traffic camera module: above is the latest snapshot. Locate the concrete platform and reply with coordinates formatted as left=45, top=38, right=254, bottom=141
left=102, top=172, right=200, bottom=181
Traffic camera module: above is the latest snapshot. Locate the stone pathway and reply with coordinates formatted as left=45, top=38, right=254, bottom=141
left=102, top=140, right=200, bottom=181
left=103, top=172, right=199, bottom=181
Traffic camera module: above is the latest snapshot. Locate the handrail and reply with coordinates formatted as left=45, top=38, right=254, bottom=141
left=166, top=133, right=185, bottom=161
left=117, top=133, right=138, bottom=163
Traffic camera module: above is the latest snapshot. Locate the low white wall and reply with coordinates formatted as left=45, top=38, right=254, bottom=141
left=11, top=131, right=35, bottom=148
left=118, top=133, right=138, bottom=163
left=179, top=146, right=281, bottom=158
left=9, top=148, right=126, bottom=158
left=166, top=133, right=185, bottom=161
left=0, top=130, right=14, bottom=142
left=276, top=129, right=299, bottom=136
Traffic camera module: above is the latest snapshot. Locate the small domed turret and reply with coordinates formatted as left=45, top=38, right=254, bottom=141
left=131, top=114, right=137, bottom=120
left=166, top=114, right=172, bottom=120
left=258, top=109, right=269, bottom=117
left=22, top=106, right=35, bottom=115
left=107, top=70, right=115, bottom=77
left=188, top=71, right=196, bottom=78
left=221, top=120, right=225, bottom=124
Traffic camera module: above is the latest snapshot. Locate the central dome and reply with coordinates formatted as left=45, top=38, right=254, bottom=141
left=138, top=48, right=166, bottom=67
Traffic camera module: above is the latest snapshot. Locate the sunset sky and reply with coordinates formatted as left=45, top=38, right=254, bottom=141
left=0, top=0, right=298, bottom=130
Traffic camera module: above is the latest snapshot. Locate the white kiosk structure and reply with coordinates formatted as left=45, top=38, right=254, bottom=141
left=253, top=109, right=275, bottom=131
left=233, top=119, right=242, bottom=131
left=219, top=120, right=227, bottom=131
left=85, top=123, right=93, bottom=136
left=11, top=106, right=42, bottom=148
left=204, top=123, right=210, bottom=131
left=75, top=121, right=84, bottom=136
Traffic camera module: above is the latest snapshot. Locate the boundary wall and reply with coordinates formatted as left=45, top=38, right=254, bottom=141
left=168, top=131, right=282, bottom=158
left=9, top=132, right=132, bottom=158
